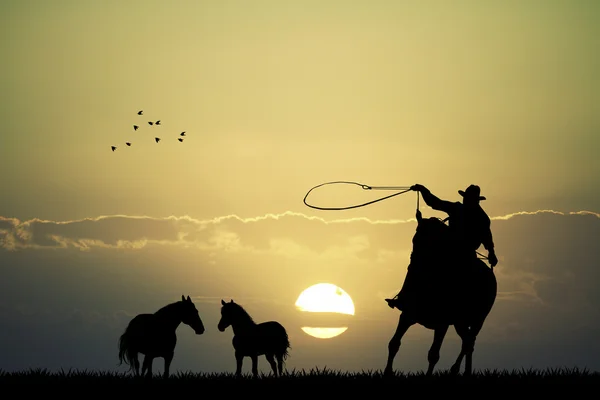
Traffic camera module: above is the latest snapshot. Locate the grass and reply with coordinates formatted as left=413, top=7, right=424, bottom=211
left=1, top=367, right=598, bottom=389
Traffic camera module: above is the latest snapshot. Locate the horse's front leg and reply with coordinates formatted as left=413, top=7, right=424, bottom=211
left=235, top=351, right=244, bottom=377
left=163, top=352, right=174, bottom=379
left=426, top=325, right=449, bottom=376
left=384, top=312, right=414, bottom=377
left=250, top=355, right=259, bottom=377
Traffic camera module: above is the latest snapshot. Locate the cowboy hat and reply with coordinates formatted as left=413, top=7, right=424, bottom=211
left=458, top=184, right=486, bottom=201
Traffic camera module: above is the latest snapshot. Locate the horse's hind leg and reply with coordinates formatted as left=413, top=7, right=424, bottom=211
left=250, top=355, right=259, bottom=377
left=426, top=325, right=449, bottom=376
left=454, top=335, right=477, bottom=376
left=276, top=353, right=284, bottom=376
left=141, top=355, right=154, bottom=378
left=451, top=323, right=479, bottom=376
left=463, top=320, right=484, bottom=376
left=384, top=312, right=414, bottom=377
left=450, top=348, right=465, bottom=376
left=265, top=354, right=278, bottom=377
left=450, top=324, right=467, bottom=375
left=163, top=352, right=174, bottom=379
left=133, top=354, right=140, bottom=376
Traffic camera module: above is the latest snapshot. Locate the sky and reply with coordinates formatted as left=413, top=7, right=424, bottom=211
left=1, top=0, right=599, bottom=375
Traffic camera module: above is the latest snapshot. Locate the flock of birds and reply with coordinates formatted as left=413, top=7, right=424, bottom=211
left=111, top=110, right=187, bottom=152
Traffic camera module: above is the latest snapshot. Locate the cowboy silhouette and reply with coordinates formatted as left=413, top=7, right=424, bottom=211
left=386, top=184, right=498, bottom=311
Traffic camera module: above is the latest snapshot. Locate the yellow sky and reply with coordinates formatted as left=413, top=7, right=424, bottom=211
left=1, top=0, right=598, bottom=222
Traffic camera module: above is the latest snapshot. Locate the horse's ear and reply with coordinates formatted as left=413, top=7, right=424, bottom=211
left=182, top=295, right=185, bottom=301
left=230, top=299, right=234, bottom=303
left=221, top=299, right=226, bottom=306
left=416, top=209, right=422, bottom=222
left=187, top=295, right=191, bottom=302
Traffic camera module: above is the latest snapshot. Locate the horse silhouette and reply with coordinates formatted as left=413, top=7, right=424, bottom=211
left=118, top=295, right=205, bottom=378
left=385, top=210, right=497, bottom=376
left=218, top=299, right=290, bottom=377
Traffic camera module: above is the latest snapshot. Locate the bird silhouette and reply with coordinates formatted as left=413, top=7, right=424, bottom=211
left=133, top=125, right=139, bottom=131
left=178, top=138, right=184, bottom=142
left=155, top=120, right=161, bottom=125
left=155, top=137, right=161, bottom=143
left=126, top=142, right=131, bottom=146
left=137, top=110, right=143, bottom=115
left=180, top=132, right=186, bottom=136
left=148, top=121, right=154, bottom=125
left=111, top=146, right=117, bottom=151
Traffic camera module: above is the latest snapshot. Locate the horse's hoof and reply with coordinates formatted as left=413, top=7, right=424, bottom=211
left=384, top=368, right=394, bottom=378
left=450, top=366, right=460, bottom=376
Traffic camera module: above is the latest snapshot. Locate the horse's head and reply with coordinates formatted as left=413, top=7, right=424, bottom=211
left=218, top=299, right=238, bottom=332
left=179, top=295, right=205, bottom=335
left=412, top=214, right=450, bottom=262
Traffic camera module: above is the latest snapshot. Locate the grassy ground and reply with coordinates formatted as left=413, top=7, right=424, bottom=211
left=1, top=367, right=598, bottom=389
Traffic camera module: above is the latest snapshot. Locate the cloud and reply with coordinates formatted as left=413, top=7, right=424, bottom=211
left=3, top=209, right=596, bottom=252
left=490, top=209, right=600, bottom=221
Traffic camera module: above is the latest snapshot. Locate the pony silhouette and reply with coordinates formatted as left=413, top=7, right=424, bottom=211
left=385, top=210, right=497, bottom=376
left=218, top=299, right=290, bottom=377
left=118, top=295, right=205, bottom=378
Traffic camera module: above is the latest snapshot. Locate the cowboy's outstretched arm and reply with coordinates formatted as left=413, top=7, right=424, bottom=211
left=411, top=184, right=454, bottom=214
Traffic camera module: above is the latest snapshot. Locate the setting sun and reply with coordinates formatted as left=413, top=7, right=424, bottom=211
left=295, top=283, right=355, bottom=339
left=295, top=283, right=355, bottom=315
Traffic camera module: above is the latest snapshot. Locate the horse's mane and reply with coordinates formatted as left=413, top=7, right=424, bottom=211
left=415, top=217, right=450, bottom=242
left=154, top=301, right=182, bottom=317
left=228, top=302, right=255, bottom=324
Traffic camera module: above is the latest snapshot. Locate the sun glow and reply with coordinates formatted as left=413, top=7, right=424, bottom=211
left=295, top=283, right=355, bottom=339
left=301, top=327, right=348, bottom=339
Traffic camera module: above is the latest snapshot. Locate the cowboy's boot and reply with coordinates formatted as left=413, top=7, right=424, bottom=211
left=385, top=291, right=405, bottom=310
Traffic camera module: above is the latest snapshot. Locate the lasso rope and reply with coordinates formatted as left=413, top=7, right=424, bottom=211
left=303, top=181, right=413, bottom=211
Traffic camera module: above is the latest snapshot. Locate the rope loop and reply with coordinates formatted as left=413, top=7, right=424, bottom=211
left=302, top=181, right=413, bottom=211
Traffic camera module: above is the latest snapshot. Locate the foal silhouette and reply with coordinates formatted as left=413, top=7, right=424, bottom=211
left=385, top=210, right=497, bottom=376
left=118, top=295, right=205, bottom=378
left=218, top=299, right=291, bottom=377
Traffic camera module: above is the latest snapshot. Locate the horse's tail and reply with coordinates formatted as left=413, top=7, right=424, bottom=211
left=279, top=324, right=291, bottom=362
left=117, top=321, right=137, bottom=370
